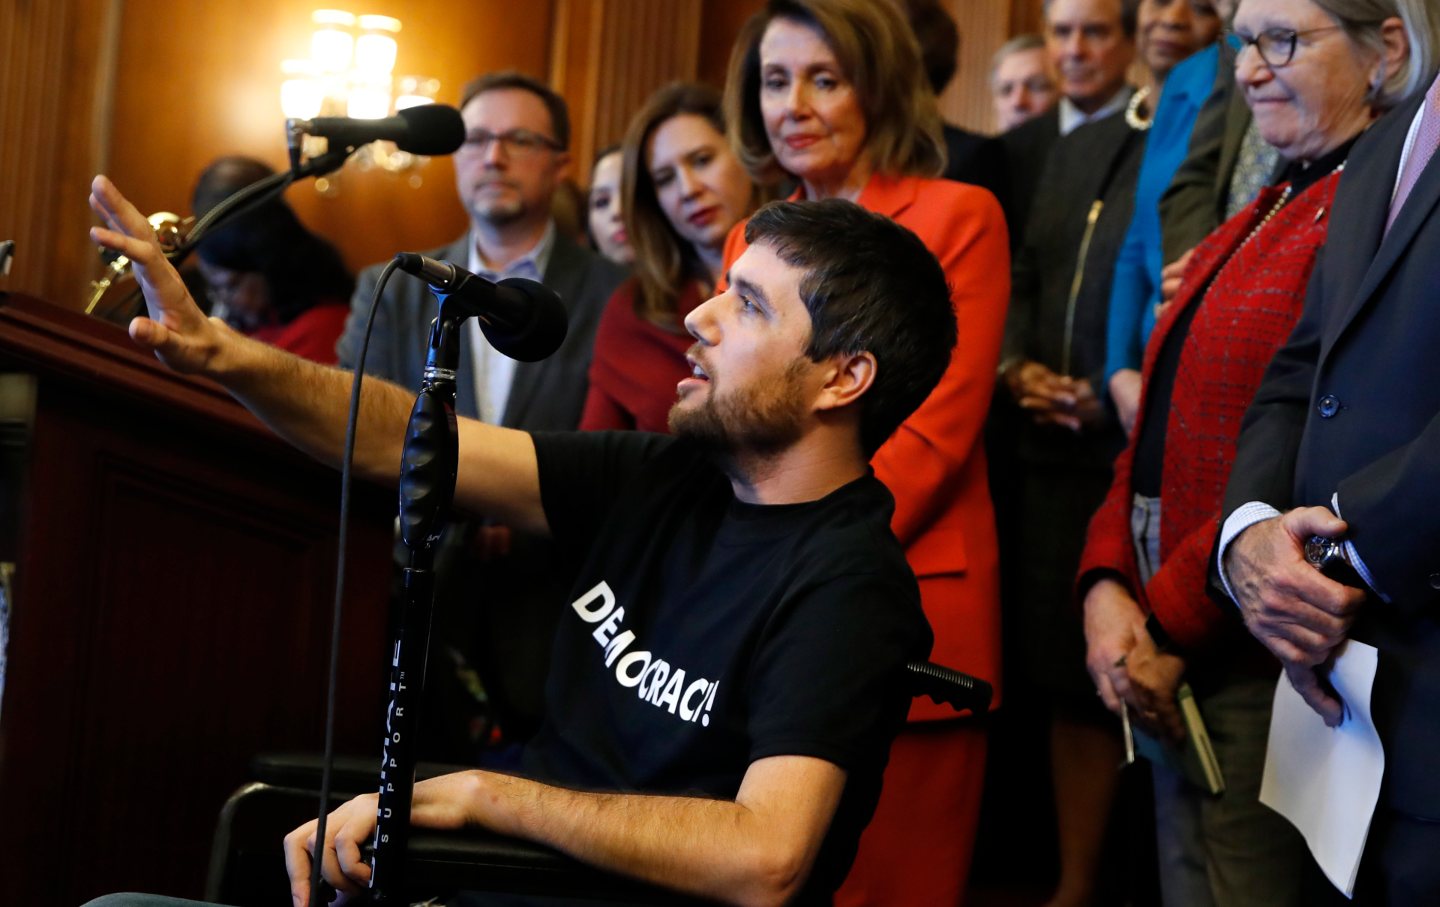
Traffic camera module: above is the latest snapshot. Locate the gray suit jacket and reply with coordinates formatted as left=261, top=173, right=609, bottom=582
left=337, top=229, right=627, bottom=427
left=335, top=228, right=626, bottom=746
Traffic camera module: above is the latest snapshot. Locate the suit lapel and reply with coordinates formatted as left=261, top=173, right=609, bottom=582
left=500, top=232, right=584, bottom=427
left=1328, top=97, right=1433, bottom=353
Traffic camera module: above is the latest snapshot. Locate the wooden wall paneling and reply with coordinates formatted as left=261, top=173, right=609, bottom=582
left=940, top=0, right=1014, bottom=135
left=555, top=0, right=703, bottom=188
left=697, top=0, right=765, bottom=92
left=0, top=0, right=118, bottom=310
left=1011, top=0, right=1048, bottom=38
left=0, top=296, right=394, bottom=904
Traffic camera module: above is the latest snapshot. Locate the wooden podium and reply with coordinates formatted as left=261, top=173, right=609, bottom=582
left=0, top=294, right=396, bottom=905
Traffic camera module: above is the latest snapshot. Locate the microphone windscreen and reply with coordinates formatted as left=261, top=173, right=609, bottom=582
left=482, top=278, right=569, bottom=362
left=396, top=105, right=466, bottom=155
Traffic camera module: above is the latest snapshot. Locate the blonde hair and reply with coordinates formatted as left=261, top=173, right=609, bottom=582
left=723, top=0, right=946, bottom=187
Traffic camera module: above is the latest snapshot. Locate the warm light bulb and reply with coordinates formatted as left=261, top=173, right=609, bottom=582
left=310, top=9, right=356, bottom=73
left=347, top=81, right=392, bottom=119
left=354, top=33, right=397, bottom=76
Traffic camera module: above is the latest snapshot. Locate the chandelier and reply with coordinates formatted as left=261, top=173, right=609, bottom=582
left=280, top=10, right=441, bottom=189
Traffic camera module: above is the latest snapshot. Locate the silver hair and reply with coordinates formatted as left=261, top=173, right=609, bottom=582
left=989, top=33, right=1047, bottom=83
left=1311, top=0, right=1440, bottom=108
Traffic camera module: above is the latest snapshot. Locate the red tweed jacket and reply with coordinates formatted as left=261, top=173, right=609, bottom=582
left=1077, top=170, right=1343, bottom=649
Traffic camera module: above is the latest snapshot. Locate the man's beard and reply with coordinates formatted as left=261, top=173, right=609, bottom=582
left=668, top=358, right=810, bottom=458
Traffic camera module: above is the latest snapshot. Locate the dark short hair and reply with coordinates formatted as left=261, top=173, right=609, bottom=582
left=458, top=71, right=571, bottom=149
left=902, top=0, right=961, bottom=95
left=744, top=199, right=956, bottom=456
left=191, top=155, right=354, bottom=324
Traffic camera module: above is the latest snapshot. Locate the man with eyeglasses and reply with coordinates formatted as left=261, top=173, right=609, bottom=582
left=335, top=71, right=627, bottom=759
left=337, top=71, right=625, bottom=427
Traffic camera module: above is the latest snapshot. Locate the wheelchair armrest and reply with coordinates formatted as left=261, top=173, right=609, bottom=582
left=395, top=827, right=713, bottom=904
left=248, top=752, right=474, bottom=794
left=905, top=660, right=992, bottom=716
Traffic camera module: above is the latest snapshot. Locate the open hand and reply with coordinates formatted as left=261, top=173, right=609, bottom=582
left=88, top=175, right=224, bottom=374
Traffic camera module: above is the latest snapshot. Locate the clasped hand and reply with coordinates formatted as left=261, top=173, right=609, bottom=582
left=1223, top=507, right=1367, bottom=726
left=1083, top=578, right=1187, bottom=743
left=1004, top=361, right=1103, bottom=432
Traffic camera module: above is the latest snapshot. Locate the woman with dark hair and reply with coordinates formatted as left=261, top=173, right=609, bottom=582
left=191, top=156, right=353, bottom=364
left=721, top=1, right=1009, bottom=902
left=579, top=83, right=758, bottom=432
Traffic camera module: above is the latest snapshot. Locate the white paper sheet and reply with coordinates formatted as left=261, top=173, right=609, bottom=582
left=1259, top=640, right=1384, bottom=898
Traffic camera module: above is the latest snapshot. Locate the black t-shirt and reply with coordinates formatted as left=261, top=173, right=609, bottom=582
left=520, top=431, right=932, bottom=902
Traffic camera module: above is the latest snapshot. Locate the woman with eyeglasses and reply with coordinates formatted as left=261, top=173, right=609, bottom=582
left=192, top=156, right=353, bottom=364
left=719, top=1, right=1009, bottom=902
left=579, top=83, right=760, bottom=433
left=1078, top=0, right=1431, bottom=902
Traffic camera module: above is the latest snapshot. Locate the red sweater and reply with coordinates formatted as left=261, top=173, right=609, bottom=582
left=250, top=301, right=349, bottom=365
left=580, top=279, right=702, bottom=434
left=1077, top=172, right=1342, bottom=649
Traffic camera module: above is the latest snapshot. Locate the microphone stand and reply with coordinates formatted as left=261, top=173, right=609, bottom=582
left=366, top=304, right=466, bottom=905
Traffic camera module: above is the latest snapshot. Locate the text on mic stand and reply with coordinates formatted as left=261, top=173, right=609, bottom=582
left=364, top=256, right=565, bottom=904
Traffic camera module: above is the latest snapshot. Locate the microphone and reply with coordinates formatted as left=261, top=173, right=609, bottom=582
left=394, top=253, right=568, bottom=362
left=288, top=104, right=466, bottom=155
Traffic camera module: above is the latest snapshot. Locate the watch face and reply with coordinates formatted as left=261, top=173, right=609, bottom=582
left=1304, top=535, right=1343, bottom=568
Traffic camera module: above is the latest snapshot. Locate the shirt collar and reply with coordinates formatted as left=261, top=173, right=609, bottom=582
left=1059, top=86, right=1132, bottom=136
left=468, top=219, right=556, bottom=283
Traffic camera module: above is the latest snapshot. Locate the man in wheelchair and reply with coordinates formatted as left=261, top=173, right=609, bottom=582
left=89, top=180, right=957, bottom=907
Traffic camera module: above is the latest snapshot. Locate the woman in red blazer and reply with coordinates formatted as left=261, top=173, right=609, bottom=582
left=722, top=1, right=1008, bottom=902
left=580, top=83, right=760, bottom=433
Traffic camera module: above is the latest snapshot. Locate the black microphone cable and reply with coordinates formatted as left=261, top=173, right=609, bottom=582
left=309, top=257, right=401, bottom=905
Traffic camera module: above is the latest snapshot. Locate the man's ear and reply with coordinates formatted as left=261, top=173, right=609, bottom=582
left=814, top=351, right=876, bottom=413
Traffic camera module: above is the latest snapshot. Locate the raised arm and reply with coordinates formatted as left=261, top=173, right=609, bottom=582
left=284, top=755, right=845, bottom=907
left=88, top=175, right=546, bottom=532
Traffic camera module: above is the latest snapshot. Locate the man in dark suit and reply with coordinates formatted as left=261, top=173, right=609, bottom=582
left=999, top=0, right=1137, bottom=244
left=335, top=72, right=627, bottom=753
left=337, top=71, right=625, bottom=427
left=1219, top=68, right=1440, bottom=904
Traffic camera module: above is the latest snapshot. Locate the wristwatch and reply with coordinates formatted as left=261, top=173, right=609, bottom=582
left=1304, top=535, right=1365, bottom=587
